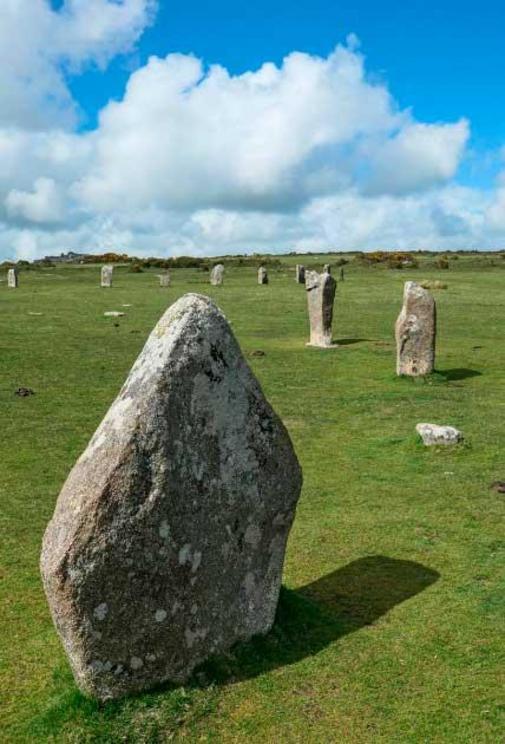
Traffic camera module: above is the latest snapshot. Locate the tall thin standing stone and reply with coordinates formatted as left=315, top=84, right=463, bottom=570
left=159, top=273, right=171, bottom=288
left=40, top=294, right=302, bottom=701
left=395, top=281, right=436, bottom=376
left=295, top=265, right=305, bottom=284
left=258, top=267, right=268, bottom=285
left=210, top=264, right=224, bottom=286
left=101, top=265, right=113, bottom=288
left=305, top=270, right=337, bottom=347
left=323, top=263, right=331, bottom=274
left=7, top=268, right=18, bottom=288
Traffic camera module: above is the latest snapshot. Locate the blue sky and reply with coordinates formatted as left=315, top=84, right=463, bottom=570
left=70, top=0, right=504, bottom=149
left=1, top=1, right=505, bottom=258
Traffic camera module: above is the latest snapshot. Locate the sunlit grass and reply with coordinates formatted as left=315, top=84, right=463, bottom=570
left=1, top=257, right=504, bottom=742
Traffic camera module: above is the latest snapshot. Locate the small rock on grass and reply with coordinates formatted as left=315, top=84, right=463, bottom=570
left=15, top=387, right=35, bottom=397
left=104, top=311, right=125, bottom=318
left=490, top=481, right=505, bottom=493
left=416, top=423, right=463, bottom=446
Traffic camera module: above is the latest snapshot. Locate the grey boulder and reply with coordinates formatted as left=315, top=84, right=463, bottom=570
left=416, top=423, right=463, bottom=446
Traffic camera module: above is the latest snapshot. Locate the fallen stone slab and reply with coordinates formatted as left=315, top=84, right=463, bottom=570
left=41, top=293, right=302, bottom=701
left=104, top=312, right=125, bottom=318
left=416, top=423, right=463, bottom=446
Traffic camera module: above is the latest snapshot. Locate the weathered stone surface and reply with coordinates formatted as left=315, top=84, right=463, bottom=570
left=416, top=423, right=463, bottom=446
left=395, top=282, right=436, bottom=376
left=41, top=293, right=302, bottom=701
left=210, top=264, right=224, bottom=285
left=7, top=268, right=18, bottom=288
left=295, top=265, right=305, bottom=284
left=258, top=267, right=268, bottom=285
left=101, top=266, right=113, bottom=288
left=159, top=273, right=171, bottom=288
left=305, top=270, right=337, bottom=347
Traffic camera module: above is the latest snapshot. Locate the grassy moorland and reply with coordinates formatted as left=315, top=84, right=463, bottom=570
left=0, top=256, right=504, bottom=742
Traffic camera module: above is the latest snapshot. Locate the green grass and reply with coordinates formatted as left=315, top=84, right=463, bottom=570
left=1, top=258, right=504, bottom=742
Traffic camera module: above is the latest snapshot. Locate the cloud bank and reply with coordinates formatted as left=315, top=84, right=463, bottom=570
left=0, top=1, right=502, bottom=259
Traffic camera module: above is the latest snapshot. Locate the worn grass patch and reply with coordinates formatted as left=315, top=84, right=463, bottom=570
left=1, top=257, right=504, bottom=742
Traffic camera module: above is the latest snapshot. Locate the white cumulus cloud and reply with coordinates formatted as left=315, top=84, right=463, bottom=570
left=0, top=5, right=502, bottom=259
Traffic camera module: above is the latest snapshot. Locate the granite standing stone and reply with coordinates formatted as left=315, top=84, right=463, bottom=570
left=258, top=267, right=268, bottom=285
left=305, top=270, right=337, bottom=347
left=41, top=293, right=302, bottom=701
left=323, top=264, right=331, bottom=274
left=210, top=264, right=224, bottom=286
left=295, top=265, right=306, bottom=284
left=159, top=273, right=171, bottom=288
left=101, top=266, right=113, bottom=288
left=7, top=268, right=18, bottom=288
left=395, top=281, right=436, bottom=376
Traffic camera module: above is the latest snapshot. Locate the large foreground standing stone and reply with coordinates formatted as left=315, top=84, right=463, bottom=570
left=210, top=264, right=224, bottom=285
left=258, top=266, right=268, bottom=285
left=305, top=269, right=337, bottom=347
left=7, top=268, right=18, bottom=288
left=395, top=281, right=436, bottom=376
left=41, top=293, right=302, bottom=701
left=101, top=265, right=113, bottom=288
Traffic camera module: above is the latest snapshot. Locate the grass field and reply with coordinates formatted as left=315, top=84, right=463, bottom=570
left=1, top=257, right=504, bottom=742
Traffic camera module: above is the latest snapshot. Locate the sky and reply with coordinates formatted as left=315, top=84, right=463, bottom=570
left=1, top=0, right=505, bottom=259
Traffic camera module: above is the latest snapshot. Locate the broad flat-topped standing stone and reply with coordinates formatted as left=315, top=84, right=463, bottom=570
left=258, top=267, right=268, bottom=285
left=41, top=293, right=302, bottom=701
left=101, top=265, right=113, bottom=288
left=395, top=281, right=436, bottom=376
left=210, top=264, right=224, bottom=285
left=305, top=269, right=337, bottom=347
left=295, top=265, right=305, bottom=284
left=7, top=268, right=18, bottom=288
left=159, top=273, right=170, bottom=288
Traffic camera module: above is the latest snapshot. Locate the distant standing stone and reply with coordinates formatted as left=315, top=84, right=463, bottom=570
left=101, top=265, right=113, bottom=288
left=159, top=273, right=170, bottom=288
left=258, top=267, right=268, bottom=285
left=305, top=270, right=337, bottom=347
left=416, top=423, right=463, bottom=446
left=323, top=264, right=331, bottom=274
left=395, top=281, right=436, bottom=376
left=40, top=293, right=302, bottom=701
left=295, top=265, right=306, bottom=284
left=210, top=264, right=224, bottom=286
left=7, top=268, right=18, bottom=288
left=340, top=267, right=345, bottom=281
